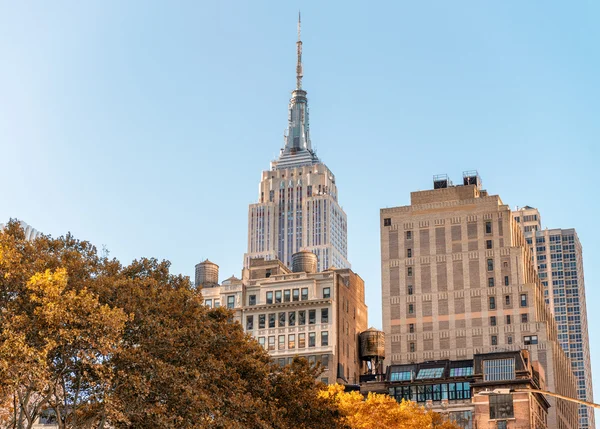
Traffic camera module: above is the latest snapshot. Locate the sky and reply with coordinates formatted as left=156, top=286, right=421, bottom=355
left=1, top=0, right=599, bottom=406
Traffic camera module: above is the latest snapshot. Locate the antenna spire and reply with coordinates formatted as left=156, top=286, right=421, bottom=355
left=296, top=11, right=303, bottom=89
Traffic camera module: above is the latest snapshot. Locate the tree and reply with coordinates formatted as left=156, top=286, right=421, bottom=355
left=322, top=384, right=461, bottom=429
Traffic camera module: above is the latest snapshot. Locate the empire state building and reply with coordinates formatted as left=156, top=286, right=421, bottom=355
left=245, top=16, right=350, bottom=272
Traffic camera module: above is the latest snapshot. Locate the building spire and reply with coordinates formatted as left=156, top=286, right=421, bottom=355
left=296, top=11, right=303, bottom=90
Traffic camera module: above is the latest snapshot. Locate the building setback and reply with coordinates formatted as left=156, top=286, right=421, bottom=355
left=513, top=206, right=594, bottom=429
left=380, top=173, right=578, bottom=429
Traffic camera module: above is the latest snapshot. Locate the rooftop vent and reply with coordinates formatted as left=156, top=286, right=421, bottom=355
left=433, top=174, right=452, bottom=189
left=463, top=170, right=482, bottom=188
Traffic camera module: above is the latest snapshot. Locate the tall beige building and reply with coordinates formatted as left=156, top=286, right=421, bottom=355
left=380, top=173, right=578, bottom=429
left=514, top=206, right=594, bottom=429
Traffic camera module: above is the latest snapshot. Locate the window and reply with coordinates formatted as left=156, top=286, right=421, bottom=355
left=265, top=269, right=271, bottom=278
left=507, top=335, right=513, bottom=345
left=409, top=323, right=415, bottom=333
left=408, top=285, right=413, bottom=295
left=486, top=239, right=493, bottom=249
left=266, top=292, right=273, bottom=304
left=292, top=289, right=300, bottom=301
left=321, top=308, right=329, bottom=323
left=298, top=310, right=306, bottom=325
left=321, top=354, right=329, bottom=369
left=284, top=289, right=291, bottom=302
left=298, top=333, right=306, bottom=348
left=506, top=315, right=511, bottom=325
left=488, top=277, right=495, bottom=287
left=258, top=336, right=266, bottom=349
left=309, top=310, right=316, bottom=324
left=268, top=313, right=276, bottom=328
left=321, top=377, right=329, bottom=384
left=278, top=312, right=286, bottom=327
left=489, top=297, right=496, bottom=310
left=301, top=288, right=309, bottom=301
left=288, top=334, right=295, bottom=349
left=491, top=335, right=498, bottom=346
left=308, top=355, right=316, bottom=366
left=450, top=367, right=473, bottom=377
left=521, top=313, right=528, bottom=323
left=214, top=299, right=220, bottom=308
left=489, top=394, right=514, bottom=419
left=416, top=367, right=444, bottom=379
left=278, top=335, right=285, bottom=350
left=408, top=304, right=414, bottom=314
left=487, top=259, right=494, bottom=271
left=323, top=287, right=331, bottom=298
left=259, top=314, right=265, bottom=329
left=409, top=342, right=415, bottom=352
left=268, top=336, right=275, bottom=351
left=524, top=335, right=538, bottom=345
left=484, top=358, right=515, bottom=381
left=384, top=218, right=391, bottom=226
left=275, top=291, right=282, bottom=303
left=407, top=267, right=413, bottom=277
left=227, top=295, right=235, bottom=309
left=504, top=276, right=509, bottom=286
left=490, top=316, right=496, bottom=326
left=406, top=231, right=412, bottom=240
left=407, top=248, right=412, bottom=258
left=504, top=295, right=511, bottom=306
left=389, top=370, right=412, bottom=381
left=309, top=332, right=316, bottom=347
left=205, top=299, right=212, bottom=308
left=321, top=331, right=329, bottom=346
left=520, top=294, right=528, bottom=307
left=246, top=315, right=253, bottom=330
left=288, top=311, right=295, bottom=326
left=485, top=221, right=492, bottom=234
left=497, top=421, right=507, bottom=429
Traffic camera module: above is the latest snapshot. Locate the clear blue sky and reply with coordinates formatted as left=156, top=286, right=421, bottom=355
left=1, top=0, right=599, bottom=403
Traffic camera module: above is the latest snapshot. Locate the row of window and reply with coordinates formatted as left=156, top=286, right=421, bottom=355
left=406, top=259, right=507, bottom=277
left=407, top=334, right=537, bottom=352
left=389, top=382, right=472, bottom=403
left=490, top=313, right=529, bottom=325
left=257, top=332, right=329, bottom=350
left=406, top=294, right=528, bottom=315
left=272, top=354, right=330, bottom=370
left=204, top=295, right=236, bottom=309
left=247, top=308, right=329, bottom=330
left=259, top=287, right=331, bottom=305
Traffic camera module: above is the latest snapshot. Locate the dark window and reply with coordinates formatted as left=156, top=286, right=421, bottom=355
left=408, top=304, right=414, bottom=314
left=520, top=294, right=528, bottom=307
left=246, top=315, right=253, bottom=330
left=309, top=332, right=316, bottom=347
left=268, top=313, right=276, bottom=328
left=298, top=310, right=306, bottom=325
left=504, top=276, right=510, bottom=286
left=265, top=269, right=271, bottom=278
left=258, top=314, right=265, bottom=329
left=409, top=342, right=415, bottom=352
left=488, top=277, right=495, bottom=287
left=521, top=313, right=528, bottom=323
left=284, top=290, right=291, bottom=302
left=504, top=295, right=511, bottom=306
left=507, top=335, right=513, bottom=345
left=406, top=231, right=412, bottom=240
left=485, top=221, right=492, bottom=234
left=497, top=421, right=507, bottom=429
left=407, top=248, right=412, bottom=258
left=278, top=312, right=285, bottom=327
left=506, top=315, right=511, bottom=325
left=288, top=311, right=295, bottom=326
left=409, top=323, right=415, bottom=333
left=266, top=292, right=273, bottom=304
left=486, top=239, right=493, bottom=249
left=491, top=335, right=498, bottom=345
left=301, top=288, right=309, bottom=301
left=323, top=287, right=331, bottom=298
left=321, top=331, right=329, bottom=346
left=408, top=285, right=413, bottom=295
left=321, top=354, right=329, bottom=369
left=309, top=310, right=316, bottom=324
left=490, top=316, right=496, bottom=326
left=227, top=295, right=235, bottom=309
left=487, top=259, right=494, bottom=271
left=249, top=295, right=256, bottom=306
left=384, top=218, right=392, bottom=226
left=275, top=291, right=282, bottom=303
left=408, top=267, right=413, bottom=277
left=489, top=394, right=514, bottom=419
left=321, top=308, right=329, bottom=323
left=292, top=289, right=300, bottom=301
left=489, top=297, right=496, bottom=310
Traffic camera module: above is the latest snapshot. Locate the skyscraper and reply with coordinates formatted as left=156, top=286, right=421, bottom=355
left=245, top=15, right=349, bottom=272
left=513, top=206, right=594, bottom=429
left=380, top=173, right=578, bottom=429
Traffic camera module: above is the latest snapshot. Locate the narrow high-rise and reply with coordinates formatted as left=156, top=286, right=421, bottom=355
left=380, top=173, right=578, bottom=429
left=514, top=206, right=594, bottom=429
left=245, top=15, right=349, bottom=272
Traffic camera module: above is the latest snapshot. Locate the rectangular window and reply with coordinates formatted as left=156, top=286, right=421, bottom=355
left=321, top=308, right=329, bottom=323
left=497, top=421, right=507, bottom=429
left=409, top=323, right=415, bottom=333
left=504, top=295, right=511, bottom=306
left=309, top=332, right=316, bottom=347
left=298, top=310, right=306, bottom=325
left=246, top=315, right=253, bottom=330
left=275, top=291, right=282, bottom=303
left=249, top=295, right=256, bottom=306
left=486, top=239, right=493, bottom=249
left=484, top=358, right=515, bottom=381
left=521, top=313, right=528, bottom=323
left=487, top=259, right=494, bottom=271
left=214, top=299, right=220, bottom=308
left=409, top=342, right=415, bottom=352
left=504, top=276, right=509, bottom=286
left=288, top=311, right=296, bottom=326
left=485, top=221, right=492, bottom=234
left=489, top=394, right=514, bottom=419
left=488, top=277, right=495, bottom=287
left=506, top=315, right=511, bottom=325
left=491, top=335, right=498, bottom=346
left=258, top=314, right=266, bottom=329
left=407, top=267, right=413, bottom=277
left=278, top=312, right=286, bottom=327
left=407, top=248, right=412, bottom=258
left=489, top=297, right=496, bottom=310
left=227, top=295, right=235, bottom=309
left=406, top=231, right=412, bottom=240
left=524, top=335, right=538, bottom=345
left=298, top=333, right=306, bottom=348
left=278, top=335, right=285, bottom=350
left=490, top=316, right=496, bottom=326
left=323, top=287, right=331, bottom=299
left=266, top=292, right=273, bottom=304
left=292, top=289, right=300, bottom=301
left=258, top=336, right=265, bottom=349
left=321, top=331, right=329, bottom=346
left=507, top=335, right=513, bottom=345
left=301, top=288, right=309, bottom=301
left=520, top=294, right=528, bottom=307
left=288, top=334, right=295, bottom=349
left=284, top=290, right=291, bottom=302
left=321, top=354, right=329, bottom=369
left=384, top=218, right=391, bottom=226
left=268, top=336, right=275, bottom=351
left=408, top=304, right=414, bottom=314
left=268, top=313, right=276, bottom=328
left=309, top=310, right=316, bottom=324
left=205, top=299, right=212, bottom=308
left=408, top=285, right=413, bottom=295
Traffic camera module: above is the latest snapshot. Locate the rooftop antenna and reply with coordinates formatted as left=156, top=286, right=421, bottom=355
left=296, top=11, right=303, bottom=90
